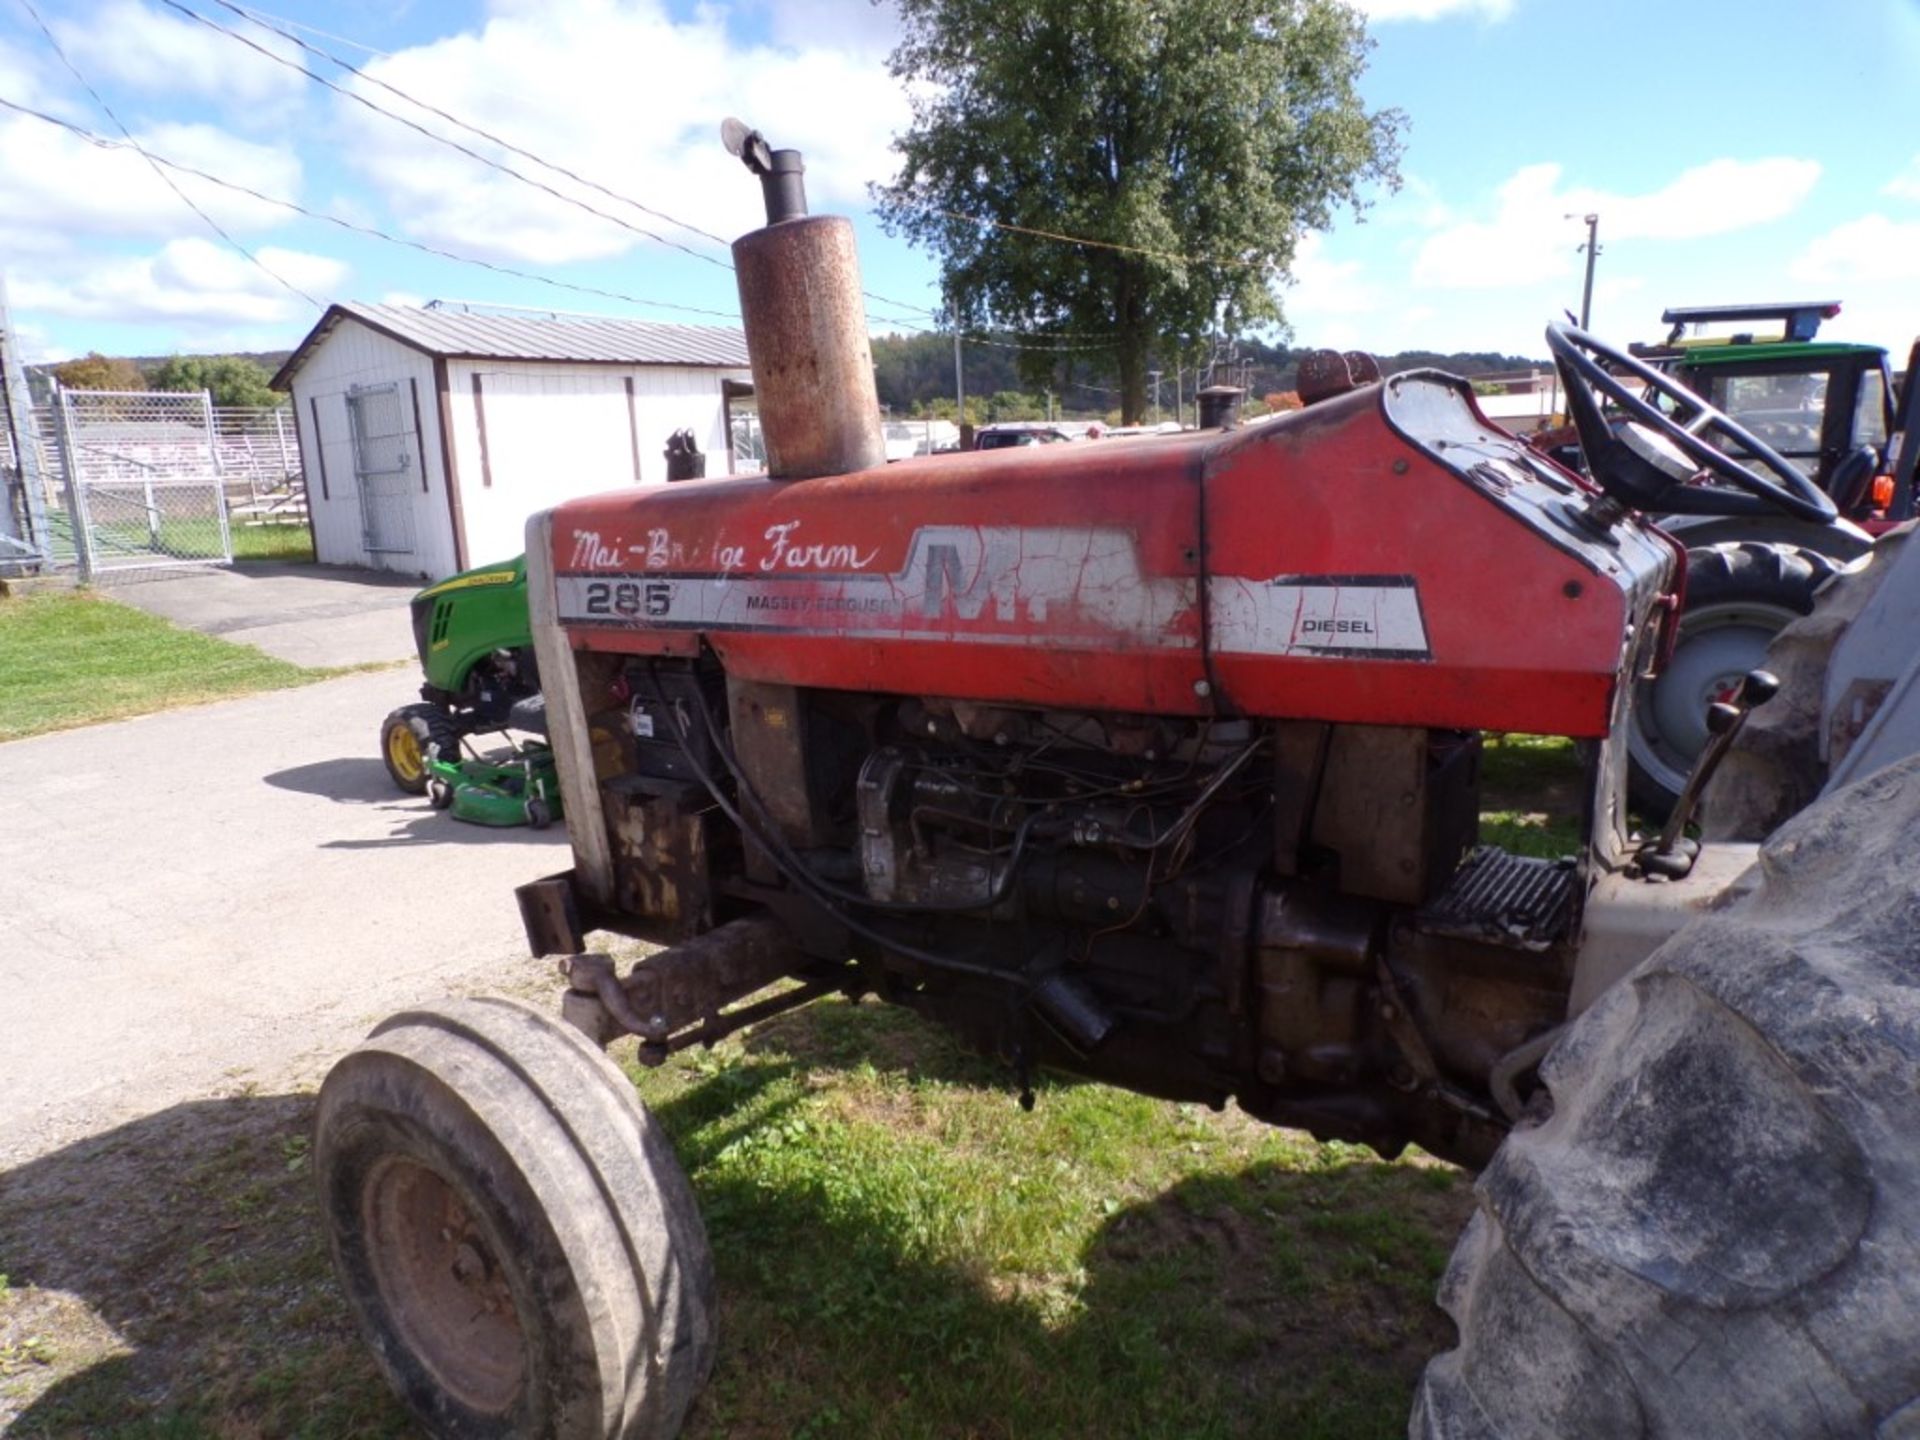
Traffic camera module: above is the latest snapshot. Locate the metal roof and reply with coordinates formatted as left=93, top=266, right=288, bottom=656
left=271, top=302, right=750, bottom=390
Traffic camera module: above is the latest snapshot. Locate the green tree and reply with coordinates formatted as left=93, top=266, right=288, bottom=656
left=875, top=0, right=1404, bottom=423
left=52, top=352, right=145, bottom=391
left=149, top=354, right=278, bottom=408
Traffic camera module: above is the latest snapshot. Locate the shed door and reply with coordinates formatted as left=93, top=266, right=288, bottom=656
left=345, top=382, right=418, bottom=555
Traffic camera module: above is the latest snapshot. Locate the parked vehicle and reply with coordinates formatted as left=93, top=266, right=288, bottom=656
left=973, top=420, right=1078, bottom=448
left=377, top=555, right=539, bottom=794
left=316, top=142, right=1920, bottom=1440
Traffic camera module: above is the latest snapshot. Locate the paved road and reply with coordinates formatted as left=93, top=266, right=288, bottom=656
left=0, top=669, right=570, bottom=1168
left=107, top=562, right=421, bottom=668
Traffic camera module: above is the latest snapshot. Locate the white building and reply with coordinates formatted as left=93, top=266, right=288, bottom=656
left=272, top=302, right=755, bottom=578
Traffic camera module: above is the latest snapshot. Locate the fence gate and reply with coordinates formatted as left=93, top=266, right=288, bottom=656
left=345, top=382, right=417, bottom=556
left=53, top=389, right=232, bottom=577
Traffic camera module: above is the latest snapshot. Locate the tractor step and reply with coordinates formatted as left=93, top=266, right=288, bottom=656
left=1418, top=846, right=1579, bottom=951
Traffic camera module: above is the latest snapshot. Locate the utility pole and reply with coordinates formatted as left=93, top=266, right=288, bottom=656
left=0, top=270, right=50, bottom=572
left=1149, top=369, right=1162, bottom=423
left=1567, top=212, right=1601, bottom=330
left=951, top=309, right=965, bottom=435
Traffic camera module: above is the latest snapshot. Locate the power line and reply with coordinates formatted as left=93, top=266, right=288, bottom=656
left=12, top=0, right=319, bottom=309
left=914, top=200, right=1271, bottom=272
left=0, top=95, right=746, bottom=323
left=227, top=0, right=391, bottom=58
left=0, top=93, right=980, bottom=341
left=205, top=0, right=735, bottom=253
left=155, top=0, right=735, bottom=273
left=963, top=333, right=1117, bottom=353
left=161, top=1, right=952, bottom=329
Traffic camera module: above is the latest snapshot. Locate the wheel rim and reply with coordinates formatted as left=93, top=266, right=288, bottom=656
left=362, top=1155, right=527, bottom=1415
left=1629, top=598, right=1799, bottom=800
left=386, top=726, right=425, bottom=785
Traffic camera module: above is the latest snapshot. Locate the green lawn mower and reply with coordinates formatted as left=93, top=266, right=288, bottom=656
left=422, top=739, right=563, bottom=829
left=379, top=555, right=551, bottom=825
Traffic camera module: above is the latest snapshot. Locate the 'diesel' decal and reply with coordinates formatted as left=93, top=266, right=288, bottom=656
left=1209, top=573, right=1431, bottom=661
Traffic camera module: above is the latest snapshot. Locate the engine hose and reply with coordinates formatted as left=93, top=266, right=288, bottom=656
left=679, top=664, right=1049, bottom=916
left=646, top=663, right=1030, bottom=991
left=1074, top=738, right=1265, bottom=851
left=1489, top=1024, right=1565, bottom=1123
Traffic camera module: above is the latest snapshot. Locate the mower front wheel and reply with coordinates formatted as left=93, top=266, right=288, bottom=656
left=316, top=997, right=716, bottom=1440
left=381, top=703, right=462, bottom=795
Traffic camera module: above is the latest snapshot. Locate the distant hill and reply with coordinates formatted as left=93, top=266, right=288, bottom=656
left=872, top=330, right=1547, bottom=419
left=125, top=349, right=294, bottom=378
left=19, top=350, right=294, bottom=404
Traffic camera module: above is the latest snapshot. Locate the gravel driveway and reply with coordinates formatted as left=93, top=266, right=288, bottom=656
left=0, top=668, right=569, bottom=1168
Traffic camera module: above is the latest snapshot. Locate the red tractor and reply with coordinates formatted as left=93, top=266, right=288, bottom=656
left=312, top=133, right=1920, bottom=1439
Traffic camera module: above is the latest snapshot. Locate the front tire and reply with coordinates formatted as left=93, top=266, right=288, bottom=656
left=382, top=703, right=462, bottom=795
left=1413, top=754, right=1920, bottom=1437
left=1626, top=541, right=1839, bottom=818
left=316, top=997, right=716, bottom=1440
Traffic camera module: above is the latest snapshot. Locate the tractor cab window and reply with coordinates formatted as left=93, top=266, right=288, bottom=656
left=1693, top=369, right=1827, bottom=477
left=1853, top=367, right=1890, bottom=450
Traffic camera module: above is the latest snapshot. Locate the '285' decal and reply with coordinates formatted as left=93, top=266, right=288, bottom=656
left=582, top=579, right=672, bottom=619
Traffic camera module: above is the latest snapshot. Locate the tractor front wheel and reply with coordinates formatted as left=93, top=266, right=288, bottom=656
left=381, top=703, right=462, bottom=795
left=315, top=997, right=716, bottom=1440
left=1413, top=753, right=1920, bottom=1438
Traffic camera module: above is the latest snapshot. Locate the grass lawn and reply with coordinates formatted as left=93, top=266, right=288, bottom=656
left=0, top=591, right=323, bottom=742
left=230, top=522, right=315, bottom=563
left=1479, top=732, right=1585, bottom=856
left=0, top=1000, right=1471, bottom=1440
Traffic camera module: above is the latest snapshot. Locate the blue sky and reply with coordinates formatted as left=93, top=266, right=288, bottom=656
left=3, top=0, right=1919, bottom=370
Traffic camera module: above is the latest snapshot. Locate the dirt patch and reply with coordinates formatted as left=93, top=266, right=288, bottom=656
left=0, top=1093, right=411, bottom=1436
left=1095, top=1158, right=1475, bottom=1395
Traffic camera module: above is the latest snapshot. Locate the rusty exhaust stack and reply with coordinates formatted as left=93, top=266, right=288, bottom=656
left=723, top=119, right=887, bottom=480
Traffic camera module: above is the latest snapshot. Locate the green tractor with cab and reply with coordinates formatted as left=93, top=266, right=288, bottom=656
left=378, top=555, right=543, bottom=797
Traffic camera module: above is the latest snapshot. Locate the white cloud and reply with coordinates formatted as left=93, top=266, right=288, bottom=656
left=1790, top=214, right=1920, bottom=285
left=0, top=34, right=53, bottom=108
left=1414, top=157, right=1821, bottom=289
left=50, top=0, right=305, bottom=109
left=1882, top=156, right=1920, bottom=203
left=332, top=0, right=912, bottom=267
left=0, top=114, right=301, bottom=253
left=1280, top=235, right=1385, bottom=349
left=1351, top=0, right=1516, bottom=21
left=13, top=237, right=345, bottom=326
left=751, top=0, right=903, bottom=55
left=11, top=318, right=55, bottom=366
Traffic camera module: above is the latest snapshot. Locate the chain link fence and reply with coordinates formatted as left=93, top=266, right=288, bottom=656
left=2, top=394, right=308, bottom=580
left=49, top=389, right=233, bottom=576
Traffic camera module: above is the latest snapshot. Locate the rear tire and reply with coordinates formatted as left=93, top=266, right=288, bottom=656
left=1626, top=541, right=1839, bottom=819
left=1705, top=527, right=1905, bottom=841
left=316, top=997, right=716, bottom=1440
left=382, top=703, right=462, bottom=796
left=1413, top=754, right=1920, bottom=1438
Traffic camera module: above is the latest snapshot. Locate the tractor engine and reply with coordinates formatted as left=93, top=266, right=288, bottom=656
left=515, top=142, right=1681, bottom=1174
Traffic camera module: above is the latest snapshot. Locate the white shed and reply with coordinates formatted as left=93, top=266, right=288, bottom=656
left=272, top=302, right=756, bottom=578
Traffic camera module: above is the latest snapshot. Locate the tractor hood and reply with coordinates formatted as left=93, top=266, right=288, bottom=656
left=536, top=373, right=1674, bottom=739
